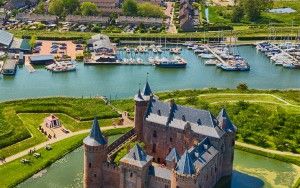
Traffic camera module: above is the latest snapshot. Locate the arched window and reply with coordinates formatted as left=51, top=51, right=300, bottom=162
left=153, top=130, right=157, bottom=138
left=157, top=110, right=161, bottom=116
left=130, top=172, right=133, bottom=177
left=89, top=163, right=92, bottom=168
left=182, top=115, right=186, bottom=121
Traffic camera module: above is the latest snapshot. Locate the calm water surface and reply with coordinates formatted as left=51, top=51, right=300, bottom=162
left=17, top=148, right=300, bottom=188
left=1, top=46, right=299, bottom=101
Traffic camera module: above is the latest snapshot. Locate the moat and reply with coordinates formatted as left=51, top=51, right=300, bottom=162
left=1, top=45, right=300, bottom=101
left=17, top=147, right=300, bottom=188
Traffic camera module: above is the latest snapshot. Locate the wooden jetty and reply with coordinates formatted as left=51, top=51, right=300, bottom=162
left=203, top=44, right=226, bottom=64
left=24, top=56, right=36, bottom=73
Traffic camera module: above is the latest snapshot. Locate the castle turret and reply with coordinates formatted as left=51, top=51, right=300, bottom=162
left=217, top=108, right=237, bottom=177
left=134, top=81, right=153, bottom=141
left=119, top=144, right=153, bottom=188
left=83, top=117, right=107, bottom=188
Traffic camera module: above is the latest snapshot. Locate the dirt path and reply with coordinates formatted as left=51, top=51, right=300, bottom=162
left=166, top=2, right=177, bottom=34
left=0, top=125, right=133, bottom=165
left=236, top=141, right=300, bottom=157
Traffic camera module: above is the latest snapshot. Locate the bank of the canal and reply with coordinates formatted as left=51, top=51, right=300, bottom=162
left=17, top=147, right=300, bottom=188
left=1, top=45, right=300, bottom=101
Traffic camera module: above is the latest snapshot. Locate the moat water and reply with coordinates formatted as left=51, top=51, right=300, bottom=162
left=17, top=147, right=300, bottom=188
left=1, top=45, right=300, bottom=101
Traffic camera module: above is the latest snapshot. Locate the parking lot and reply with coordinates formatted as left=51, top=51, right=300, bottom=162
left=33, top=40, right=84, bottom=60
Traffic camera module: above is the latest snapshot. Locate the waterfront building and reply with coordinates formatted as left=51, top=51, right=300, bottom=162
left=29, top=55, right=55, bottom=65
left=0, top=30, right=31, bottom=53
left=83, top=81, right=237, bottom=188
left=1, top=59, right=17, bottom=75
left=87, top=34, right=117, bottom=63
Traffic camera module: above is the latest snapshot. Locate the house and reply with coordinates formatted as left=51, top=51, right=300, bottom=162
left=1, top=59, right=17, bottom=75
left=178, top=0, right=199, bottom=32
left=83, top=81, right=236, bottom=188
left=16, top=13, right=58, bottom=24
left=29, top=55, right=55, bottom=65
left=99, top=8, right=123, bottom=16
left=65, top=15, right=110, bottom=25
left=4, top=0, right=38, bottom=10
left=44, top=114, right=61, bottom=128
left=0, top=9, right=7, bottom=26
left=116, top=16, right=164, bottom=26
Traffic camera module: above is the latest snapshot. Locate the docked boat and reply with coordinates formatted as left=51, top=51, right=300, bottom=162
left=153, top=56, right=187, bottom=68
left=198, top=52, right=215, bottom=59
left=170, top=48, right=181, bottom=54
left=46, top=61, right=76, bottom=72
left=205, top=60, right=220, bottom=66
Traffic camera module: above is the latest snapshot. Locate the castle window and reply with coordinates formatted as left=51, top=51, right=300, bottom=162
left=157, top=110, right=161, bottom=116
left=153, top=130, right=157, bottom=138
left=170, top=137, right=173, bottom=142
left=197, top=119, right=202, bottom=125
left=157, top=158, right=161, bottom=163
left=130, top=172, right=133, bottom=177
left=89, top=163, right=92, bottom=168
left=94, top=174, right=96, bottom=177
left=182, top=115, right=186, bottom=121
left=152, top=143, right=156, bottom=153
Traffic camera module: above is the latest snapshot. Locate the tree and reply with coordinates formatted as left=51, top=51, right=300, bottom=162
left=64, top=0, right=80, bottom=14
left=231, top=5, right=244, bottom=23
left=122, top=0, right=138, bottom=16
left=0, top=0, right=5, bottom=6
left=34, top=1, right=46, bottom=14
left=80, top=2, right=98, bottom=16
left=237, top=82, right=248, bottom=91
left=48, top=0, right=64, bottom=16
left=29, top=35, right=37, bottom=49
left=239, top=0, right=273, bottom=21
left=137, top=2, right=164, bottom=18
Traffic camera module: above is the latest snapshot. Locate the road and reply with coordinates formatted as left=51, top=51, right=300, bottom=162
left=0, top=125, right=133, bottom=165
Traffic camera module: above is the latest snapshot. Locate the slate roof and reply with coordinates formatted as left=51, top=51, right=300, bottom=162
left=120, top=144, right=152, bottom=167
left=165, top=148, right=180, bottom=163
left=0, top=30, right=13, bottom=46
left=142, top=81, right=152, bottom=96
left=2, top=59, right=17, bottom=70
left=29, top=55, right=54, bottom=62
left=134, top=89, right=145, bottom=101
left=83, top=117, right=107, bottom=146
left=217, top=108, right=236, bottom=132
left=145, top=98, right=225, bottom=138
left=148, top=165, right=172, bottom=180
left=10, top=38, right=31, bottom=51
left=88, top=34, right=114, bottom=52
left=176, top=150, right=195, bottom=175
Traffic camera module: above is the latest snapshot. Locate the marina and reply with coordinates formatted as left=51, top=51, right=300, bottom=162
left=0, top=45, right=299, bottom=101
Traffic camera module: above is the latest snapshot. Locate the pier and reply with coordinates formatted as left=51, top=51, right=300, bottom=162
left=203, top=44, right=226, bottom=64
left=24, top=56, right=36, bottom=73
left=84, top=61, right=153, bottom=66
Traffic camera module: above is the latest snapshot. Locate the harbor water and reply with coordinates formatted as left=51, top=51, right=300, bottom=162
left=17, top=147, right=300, bottom=188
left=0, top=45, right=299, bottom=101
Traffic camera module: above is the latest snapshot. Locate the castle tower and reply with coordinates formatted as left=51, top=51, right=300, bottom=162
left=83, top=117, right=107, bottom=188
left=171, top=150, right=197, bottom=188
left=217, top=109, right=237, bottom=177
left=134, top=81, right=152, bottom=141
left=119, top=144, right=153, bottom=188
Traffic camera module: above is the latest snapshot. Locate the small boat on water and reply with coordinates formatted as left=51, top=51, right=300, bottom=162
left=153, top=56, right=187, bottom=68
left=170, top=48, right=181, bottom=54
left=198, top=52, right=215, bottom=59
left=46, top=61, right=76, bottom=72
left=205, top=60, right=220, bottom=66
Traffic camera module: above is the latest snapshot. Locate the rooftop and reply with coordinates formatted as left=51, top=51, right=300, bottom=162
left=83, top=117, right=107, bottom=146
left=29, top=55, right=54, bottom=62
left=0, top=30, right=13, bottom=46
left=120, top=144, right=152, bottom=168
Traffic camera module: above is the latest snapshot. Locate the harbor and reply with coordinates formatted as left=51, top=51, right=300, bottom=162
left=0, top=45, right=300, bottom=101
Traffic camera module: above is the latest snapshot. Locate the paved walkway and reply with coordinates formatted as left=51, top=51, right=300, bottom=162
left=0, top=125, right=133, bottom=165
left=165, top=2, right=177, bottom=34
left=236, top=141, right=300, bottom=157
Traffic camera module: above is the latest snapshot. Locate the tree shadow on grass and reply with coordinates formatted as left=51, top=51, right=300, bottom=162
left=215, top=170, right=264, bottom=188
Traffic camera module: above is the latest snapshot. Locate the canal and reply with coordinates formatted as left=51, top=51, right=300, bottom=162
left=17, top=147, right=300, bottom=188
left=1, top=45, right=300, bottom=101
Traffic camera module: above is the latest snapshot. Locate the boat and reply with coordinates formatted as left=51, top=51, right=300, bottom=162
left=204, top=60, right=220, bottom=66
left=198, top=52, right=215, bottom=59
left=153, top=57, right=187, bottom=68
left=170, top=48, right=181, bottom=54
left=46, top=61, right=76, bottom=72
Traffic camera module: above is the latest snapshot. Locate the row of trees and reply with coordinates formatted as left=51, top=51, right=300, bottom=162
left=35, top=0, right=98, bottom=16
left=122, top=0, right=164, bottom=18
left=232, top=0, right=273, bottom=22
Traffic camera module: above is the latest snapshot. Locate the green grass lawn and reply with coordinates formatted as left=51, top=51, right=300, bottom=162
left=0, top=127, right=132, bottom=188
left=0, top=97, right=120, bottom=158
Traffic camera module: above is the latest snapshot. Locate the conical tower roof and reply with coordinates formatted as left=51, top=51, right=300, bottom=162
left=165, top=148, right=180, bottom=163
left=83, top=117, right=107, bottom=146
left=134, top=88, right=145, bottom=101
left=128, top=144, right=147, bottom=161
left=176, top=150, right=195, bottom=175
left=142, top=81, right=152, bottom=96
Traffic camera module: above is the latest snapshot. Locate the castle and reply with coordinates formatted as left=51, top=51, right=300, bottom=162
left=83, top=82, right=237, bottom=188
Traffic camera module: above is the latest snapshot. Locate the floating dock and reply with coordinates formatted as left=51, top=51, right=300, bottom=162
left=203, top=44, right=226, bottom=64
